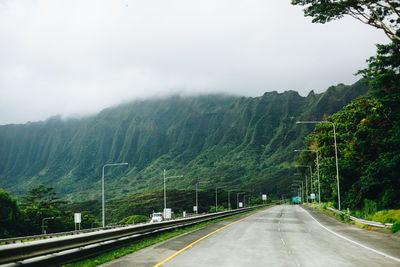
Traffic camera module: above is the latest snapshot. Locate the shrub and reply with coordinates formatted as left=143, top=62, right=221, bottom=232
left=391, top=222, right=400, bottom=233
left=372, top=209, right=400, bottom=223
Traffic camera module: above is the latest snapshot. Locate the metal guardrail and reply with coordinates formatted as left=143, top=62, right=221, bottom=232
left=326, top=207, right=393, bottom=228
left=0, top=226, right=117, bottom=245
left=0, top=205, right=269, bottom=266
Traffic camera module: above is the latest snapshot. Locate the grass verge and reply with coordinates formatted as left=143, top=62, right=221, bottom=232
left=64, top=206, right=272, bottom=267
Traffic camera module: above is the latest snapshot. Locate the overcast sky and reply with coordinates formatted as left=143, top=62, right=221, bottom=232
left=0, top=0, right=387, bottom=125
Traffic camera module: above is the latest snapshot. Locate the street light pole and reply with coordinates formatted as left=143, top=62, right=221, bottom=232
left=163, top=169, right=183, bottom=213
left=228, top=191, right=231, bottom=210
left=294, top=149, right=321, bottom=204
left=195, top=180, right=209, bottom=215
left=102, top=162, right=128, bottom=227
left=297, top=121, right=341, bottom=210
left=296, top=165, right=312, bottom=203
left=215, top=186, right=227, bottom=212
left=42, top=217, right=54, bottom=234
left=293, top=180, right=304, bottom=203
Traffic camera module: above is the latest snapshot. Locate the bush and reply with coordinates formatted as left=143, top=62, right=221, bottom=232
left=391, top=222, right=400, bottom=233
left=372, top=209, right=400, bottom=224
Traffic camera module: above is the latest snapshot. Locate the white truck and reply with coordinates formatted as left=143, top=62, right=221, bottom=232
left=150, top=212, right=163, bottom=223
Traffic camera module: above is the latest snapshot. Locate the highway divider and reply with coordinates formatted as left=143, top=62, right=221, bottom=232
left=0, top=204, right=271, bottom=266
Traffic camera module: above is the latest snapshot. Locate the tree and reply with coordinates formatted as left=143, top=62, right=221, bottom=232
left=0, top=189, right=27, bottom=238
left=291, top=0, right=400, bottom=41
left=20, top=185, right=67, bottom=234
left=357, top=39, right=400, bottom=90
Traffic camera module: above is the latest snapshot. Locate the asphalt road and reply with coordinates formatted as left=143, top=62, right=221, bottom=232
left=101, top=205, right=400, bottom=267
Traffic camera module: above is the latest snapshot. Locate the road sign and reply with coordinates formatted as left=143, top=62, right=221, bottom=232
left=74, top=213, right=81, bottom=224
left=311, top=193, right=315, bottom=200
left=164, top=208, right=172, bottom=219
left=262, top=194, right=267, bottom=201
left=193, top=206, right=197, bottom=212
left=239, top=202, right=243, bottom=208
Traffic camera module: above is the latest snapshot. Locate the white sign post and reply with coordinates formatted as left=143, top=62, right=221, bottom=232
left=262, top=194, right=267, bottom=203
left=311, top=193, right=315, bottom=200
left=193, top=206, right=197, bottom=212
left=239, top=202, right=243, bottom=208
left=164, top=208, right=172, bottom=220
left=74, top=213, right=81, bottom=231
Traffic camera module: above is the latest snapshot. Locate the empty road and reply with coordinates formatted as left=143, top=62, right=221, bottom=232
left=101, top=205, right=400, bottom=267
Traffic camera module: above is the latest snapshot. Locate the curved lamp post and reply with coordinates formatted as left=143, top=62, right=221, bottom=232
left=295, top=149, right=321, bottom=204
left=163, top=169, right=183, bottom=213
left=296, top=165, right=312, bottom=203
left=297, top=121, right=340, bottom=210
left=42, top=217, right=54, bottom=234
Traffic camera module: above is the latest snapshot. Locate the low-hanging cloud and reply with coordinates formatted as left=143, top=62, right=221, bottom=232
left=0, top=0, right=387, bottom=125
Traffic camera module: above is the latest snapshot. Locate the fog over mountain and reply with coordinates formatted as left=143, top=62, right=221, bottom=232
left=0, top=0, right=386, bottom=125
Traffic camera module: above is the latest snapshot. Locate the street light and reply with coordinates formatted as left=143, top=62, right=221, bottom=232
left=244, top=194, right=251, bottom=207
left=215, top=186, right=227, bottom=212
left=195, top=180, right=209, bottom=215
left=102, top=162, right=128, bottom=227
left=292, top=179, right=304, bottom=203
left=297, top=120, right=341, bottom=210
left=294, top=149, right=321, bottom=204
left=163, top=169, right=183, bottom=214
left=296, top=165, right=313, bottom=203
left=291, top=184, right=302, bottom=204
left=42, top=217, right=54, bottom=234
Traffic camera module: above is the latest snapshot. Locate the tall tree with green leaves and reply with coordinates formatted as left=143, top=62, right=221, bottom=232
left=0, top=188, right=27, bottom=238
left=291, top=0, right=400, bottom=41
left=20, top=185, right=67, bottom=234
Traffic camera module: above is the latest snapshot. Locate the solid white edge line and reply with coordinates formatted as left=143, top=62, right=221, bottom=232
left=301, top=206, right=400, bottom=263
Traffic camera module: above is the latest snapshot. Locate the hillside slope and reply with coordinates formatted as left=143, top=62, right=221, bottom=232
left=0, top=80, right=369, bottom=200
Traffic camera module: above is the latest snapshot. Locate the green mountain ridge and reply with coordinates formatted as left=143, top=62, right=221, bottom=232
left=0, top=80, right=369, bottom=201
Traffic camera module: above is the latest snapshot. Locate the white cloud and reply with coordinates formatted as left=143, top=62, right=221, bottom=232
left=0, top=0, right=387, bottom=124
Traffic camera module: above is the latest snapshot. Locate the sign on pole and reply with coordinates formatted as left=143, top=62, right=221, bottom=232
left=262, top=194, right=267, bottom=201
left=311, top=193, right=315, bottom=200
left=193, top=206, right=197, bottom=212
left=238, top=202, right=243, bottom=208
left=74, top=213, right=81, bottom=223
left=164, top=208, right=172, bottom=219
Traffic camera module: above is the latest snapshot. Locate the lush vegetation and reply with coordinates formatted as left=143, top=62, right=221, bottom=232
left=1, top=183, right=264, bottom=238
left=0, top=85, right=368, bottom=204
left=0, top=185, right=97, bottom=238
left=293, top=0, right=400, bottom=225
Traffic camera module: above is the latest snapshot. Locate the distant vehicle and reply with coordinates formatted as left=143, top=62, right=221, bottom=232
left=150, top=212, right=163, bottom=223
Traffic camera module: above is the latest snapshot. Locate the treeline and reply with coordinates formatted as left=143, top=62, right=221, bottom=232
left=295, top=41, right=400, bottom=211
left=1, top=185, right=264, bottom=238
left=0, top=185, right=96, bottom=238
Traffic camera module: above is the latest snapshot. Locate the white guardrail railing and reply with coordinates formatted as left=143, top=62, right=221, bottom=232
left=0, top=204, right=271, bottom=266
left=326, top=207, right=393, bottom=228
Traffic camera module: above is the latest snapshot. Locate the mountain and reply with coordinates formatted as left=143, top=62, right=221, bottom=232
left=0, top=80, right=369, bottom=201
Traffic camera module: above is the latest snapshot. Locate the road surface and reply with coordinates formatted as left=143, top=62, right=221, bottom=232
left=101, top=205, right=400, bottom=267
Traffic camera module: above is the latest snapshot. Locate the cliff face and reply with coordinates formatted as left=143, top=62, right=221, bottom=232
left=0, top=80, right=369, bottom=200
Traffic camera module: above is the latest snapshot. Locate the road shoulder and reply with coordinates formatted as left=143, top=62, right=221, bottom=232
left=301, top=205, right=400, bottom=260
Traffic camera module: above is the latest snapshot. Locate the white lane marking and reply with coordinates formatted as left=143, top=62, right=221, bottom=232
left=281, top=238, right=286, bottom=246
left=302, top=207, right=400, bottom=263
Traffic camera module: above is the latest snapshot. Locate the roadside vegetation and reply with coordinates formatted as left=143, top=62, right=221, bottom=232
left=293, top=0, right=400, bottom=230
left=1, top=184, right=267, bottom=238
left=304, top=202, right=400, bottom=233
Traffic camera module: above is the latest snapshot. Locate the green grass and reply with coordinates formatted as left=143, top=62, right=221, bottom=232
left=64, top=206, right=271, bottom=267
